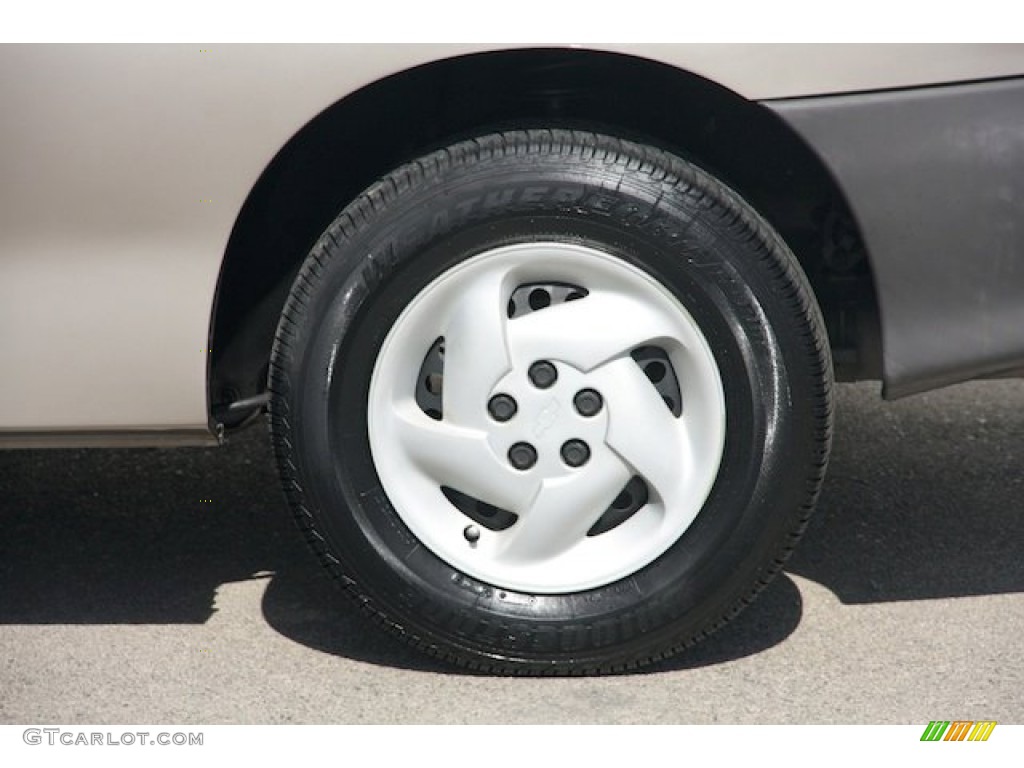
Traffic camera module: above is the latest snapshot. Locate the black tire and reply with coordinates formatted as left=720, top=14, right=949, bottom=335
left=268, top=130, right=833, bottom=675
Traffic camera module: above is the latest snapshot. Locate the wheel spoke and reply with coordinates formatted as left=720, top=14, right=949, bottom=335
left=507, top=290, right=677, bottom=371
left=589, top=357, right=689, bottom=508
left=442, top=270, right=512, bottom=427
left=496, top=450, right=631, bottom=564
left=391, top=405, right=538, bottom=513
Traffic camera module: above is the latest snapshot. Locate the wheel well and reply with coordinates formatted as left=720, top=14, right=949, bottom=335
left=209, top=48, right=880, bottom=429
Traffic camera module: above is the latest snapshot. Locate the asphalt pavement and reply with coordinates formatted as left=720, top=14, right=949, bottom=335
left=1, top=381, right=1022, bottom=723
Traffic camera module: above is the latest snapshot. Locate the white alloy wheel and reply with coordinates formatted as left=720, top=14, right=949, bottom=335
left=368, top=242, right=726, bottom=593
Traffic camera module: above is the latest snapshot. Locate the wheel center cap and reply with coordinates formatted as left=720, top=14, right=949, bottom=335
left=488, top=360, right=608, bottom=477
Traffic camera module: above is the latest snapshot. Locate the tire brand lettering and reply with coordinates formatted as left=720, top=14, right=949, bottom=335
left=454, top=197, right=481, bottom=218
left=520, top=186, right=549, bottom=204
left=551, top=186, right=585, bottom=204
left=430, top=209, right=449, bottom=234
left=585, top=193, right=615, bottom=213
left=483, top=189, right=517, bottom=209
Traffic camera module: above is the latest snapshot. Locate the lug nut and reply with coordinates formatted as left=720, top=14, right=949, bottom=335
left=573, top=388, right=603, bottom=417
left=528, top=360, right=558, bottom=389
left=488, top=394, right=518, bottom=422
left=561, top=439, right=590, bottom=468
left=464, top=525, right=481, bottom=544
left=508, top=442, right=538, bottom=471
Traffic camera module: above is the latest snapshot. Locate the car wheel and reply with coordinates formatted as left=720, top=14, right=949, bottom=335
left=268, top=130, right=833, bottom=674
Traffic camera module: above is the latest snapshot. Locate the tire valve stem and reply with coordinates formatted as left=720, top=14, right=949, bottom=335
left=464, top=525, right=481, bottom=545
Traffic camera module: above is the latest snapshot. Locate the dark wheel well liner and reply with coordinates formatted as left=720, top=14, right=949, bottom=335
left=209, top=48, right=876, bottom=428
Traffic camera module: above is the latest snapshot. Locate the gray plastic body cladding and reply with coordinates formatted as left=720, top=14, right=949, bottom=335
left=768, top=78, right=1024, bottom=398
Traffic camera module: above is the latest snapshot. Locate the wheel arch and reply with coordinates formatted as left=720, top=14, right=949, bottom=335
left=209, top=47, right=880, bottom=430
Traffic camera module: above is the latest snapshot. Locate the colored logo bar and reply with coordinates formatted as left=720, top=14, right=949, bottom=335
left=920, top=721, right=997, bottom=741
